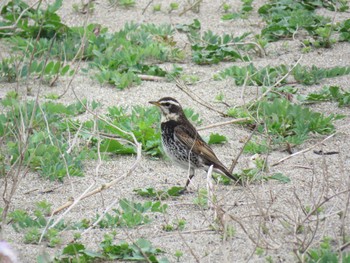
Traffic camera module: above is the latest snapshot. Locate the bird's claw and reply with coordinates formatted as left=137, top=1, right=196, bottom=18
left=178, top=187, right=188, bottom=195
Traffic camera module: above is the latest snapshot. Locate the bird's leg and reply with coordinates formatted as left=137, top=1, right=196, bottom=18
left=179, top=169, right=195, bottom=194
left=185, top=168, right=195, bottom=188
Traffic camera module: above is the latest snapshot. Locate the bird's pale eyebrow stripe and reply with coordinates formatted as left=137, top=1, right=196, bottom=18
left=160, top=100, right=180, bottom=106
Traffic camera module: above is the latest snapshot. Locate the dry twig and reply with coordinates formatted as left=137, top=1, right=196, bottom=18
left=52, top=140, right=141, bottom=215
left=271, top=133, right=337, bottom=167
left=142, top=0, right=154, bottom=14
left=197, top=118, right=250, bottom=131
left=45, top=13, right=143, bottom=216
left=228, top=125, right=257, bottom=173
left=138, top=74, right=166, bottom=82
left=226, top=41, right=266, bottom=57
left=247, top=55, right=303, bottom=109
left=179, top=0, right=203, bottom=16
left=175, top=78, right=227, bottom=116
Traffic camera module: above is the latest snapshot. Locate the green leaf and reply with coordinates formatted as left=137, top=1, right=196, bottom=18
left=222, top=13, right=240, bottom=20
left=243, top=141, right=269, bottom=154
left=151, top=201, right=168, bottom=213
left=134, top=188, right=158, bottom=198
left=47, top=0, right=63, bottom=13
left=36, top=61, right=44, bottom=73
left=135, top=238, right=152, bottom=249
left=303, top=85, right=350, bottom=107
left=216, top=63, right=288, bottom=86
left=83, top=250, right=104, bottom=258
left=134, top=186, right=183, bottom=199
left=60, top=64, right=70, bottom=75
left=266, top=173, right=291, bottom=183
left=100, top=139, right=135, bottom=154
left=208, top=133, right=227, bottom=144
left=52, top=61, right=61, bottom=74
left=44, top=61, right=54, bottom=74
left=167, top=186, right=184, bottom=196
left=158, top=257, right=170, bottom=263
left=212, top=174, right=232, bottom=185
left=37, top=252, right=51, bottom=263
left=45, top=93, right=60, bottom=100
left=62, top=243, right=85, bottom=255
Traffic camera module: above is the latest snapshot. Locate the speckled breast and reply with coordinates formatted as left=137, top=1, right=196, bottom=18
left=161, top=120, right=202, bottom=169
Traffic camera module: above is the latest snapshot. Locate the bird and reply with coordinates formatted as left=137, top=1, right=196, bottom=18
left=149, top=97, right=240, bottom=190
left=0, top=241, right=19, bottom=263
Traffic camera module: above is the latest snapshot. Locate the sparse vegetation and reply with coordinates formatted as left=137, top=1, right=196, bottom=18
left=7, top=202, right=65, bottom=247
left=301, top=85, right=350, bottom=106
left=176, top=19, right=256, bottom=64
left=215, top=64, right=350, bottom=86
left=305, top=237, right=350, bottom=263
left=228, top=98, right=342, bottom=148
left=96, top=199, right=168, bottom=228
left=222, top=0, right=254, bottom=20
left=258, top=0, right=349, bottom=48
left=0, top=95, right=94, bottom=181
left=1, top=1, right=350, bottom=262
left=54, top=234, right=168, bottom=262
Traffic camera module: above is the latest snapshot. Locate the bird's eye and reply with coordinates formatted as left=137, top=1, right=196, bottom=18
left=164, top=103, right=170, bottom=107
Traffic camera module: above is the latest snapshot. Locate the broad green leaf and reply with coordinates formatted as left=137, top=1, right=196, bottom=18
left=62, top=243, right=85, bottom=255
left=267, top=173, right=291, bottom=183
left=52, top=61, right=61, bottom=74
left=60, top=64, right=70, bottom=75
left=100, top=139, right=135, bottom=154
left=44, top=61, right=54, bottom=74
left=208, top=133, right=227, bottom=144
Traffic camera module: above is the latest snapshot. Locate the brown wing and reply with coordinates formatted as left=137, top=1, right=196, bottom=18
left=174, top=125, right=222, bottom=165
left=174, top=124, right=240, bottom=182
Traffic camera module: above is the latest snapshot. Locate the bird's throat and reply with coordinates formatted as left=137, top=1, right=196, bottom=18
left=161, top=112, right=179, bottom=122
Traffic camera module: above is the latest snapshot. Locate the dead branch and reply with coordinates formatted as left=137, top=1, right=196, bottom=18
left=52, top=139, right=141, bottom=215
left=179, top=0, right=203, bottom=16
left=40, top=182, right=95, bottom=243
left=197, top=118, right=250, bottom=131
left=158, top=228, right=213, bottom=238
left=229, top=125, right=257, bottom=173
left=48, top=13, right=143, bottom=216
left=138, top=74, right=166, bottom=82
left=175, top=78, right=227, bottom=116
left=226, top=41, right=266, bottom=57
left=58, top=15, right=91, bottom=98
left=177, top=228, right=201, bottom=263
left=248, top=55, right=303, bottom=108
left=224, top=206, right=279, bottom=250
left=271, top=133, right=337, bottom=167
left=142, top=0, right=154, bottom=15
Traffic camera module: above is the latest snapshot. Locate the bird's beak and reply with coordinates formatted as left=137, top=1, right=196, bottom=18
left=149, top=101, right=160, bottom=107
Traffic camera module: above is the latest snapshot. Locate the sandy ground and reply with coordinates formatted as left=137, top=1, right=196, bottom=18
left=1, top=0, right=350, bottom=262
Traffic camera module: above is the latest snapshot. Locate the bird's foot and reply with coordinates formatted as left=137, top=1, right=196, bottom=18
left=178, top=187, right=188, bottom=195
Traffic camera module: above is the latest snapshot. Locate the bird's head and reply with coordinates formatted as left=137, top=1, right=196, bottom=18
left=149, top=97, right=184, bottom=122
